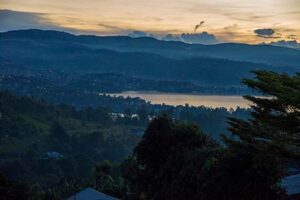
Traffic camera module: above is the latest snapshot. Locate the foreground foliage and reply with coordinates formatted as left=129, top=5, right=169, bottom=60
left=124, top=71, right=299, bottom=200
left=227, top=71, right=300, bottom=157
left=0, top=71, right=298, bottom=199
left=124, top=116, right=287, bottom=200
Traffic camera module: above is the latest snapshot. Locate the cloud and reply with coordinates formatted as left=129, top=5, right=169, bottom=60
left=287, top=34, right=297, bottom=40
left=254, top=28, right=281, bottom=38
left=127, top=30, right=219, bottom=45
left=98, top=23, right=127, bottom=32
left=269, top=40, right=300, bottom=49
left=194, top=21, right=205, bottom=32
left=161, top=34, right=182, bottom=42
left=128, top=31, right=149, bottom=38
left=0, top=9, right=130, bottom=35
left=0, top=9, right=232, bottom=45
left=224, top=13, right=274, bottom=22
left=0, top=9, right=74, bottom=33
left=180, top=32, right=219, bottom=44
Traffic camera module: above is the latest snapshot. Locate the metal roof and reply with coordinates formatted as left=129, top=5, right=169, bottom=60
left=66, top=187, right=119, bottom=200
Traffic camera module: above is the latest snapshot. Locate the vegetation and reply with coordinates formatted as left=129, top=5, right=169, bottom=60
left=123, top=116, right=223, bottom=200
left=227, top=71, right=300, bottom=157
left=122, top=71, right=299, bottom=200
left=0, top=91, right=140, bottom=199
left=0, top=90, right=248, bottom=198
left=0, top=173, right=31, bottom=200
left=0, top=73, right=251, bottom=137
left=1, top=29, right=299, bottom=91
left=0, top=70, right=299, bottom=199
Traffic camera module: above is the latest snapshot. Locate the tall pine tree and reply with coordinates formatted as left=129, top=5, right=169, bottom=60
left=226, top=71, right=300, bottom=157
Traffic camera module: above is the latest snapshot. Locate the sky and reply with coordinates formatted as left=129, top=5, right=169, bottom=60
left=0, top=0, right=299, bottom=44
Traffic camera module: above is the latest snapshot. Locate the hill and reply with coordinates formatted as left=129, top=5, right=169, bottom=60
left=1, top=29, right=299, bottom=88
left=2, top=29, right=300, bottom=67
left=0, top=91, right=141, bottom=185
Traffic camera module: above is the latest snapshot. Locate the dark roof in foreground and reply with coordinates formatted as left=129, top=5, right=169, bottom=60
left=66, top=187, right=119, bottom=200
left=281, top=174, right=300, bottom=196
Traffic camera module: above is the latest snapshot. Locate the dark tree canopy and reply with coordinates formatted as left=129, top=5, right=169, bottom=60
left=123, top=116, right=222, bottom=200
left=221, top=71, right=300, bottom=200
left=226, top=71, right=300, bottom=157
left=0, top=173, right=30, bottom=200
left=123, top=71, right=300, bottom=200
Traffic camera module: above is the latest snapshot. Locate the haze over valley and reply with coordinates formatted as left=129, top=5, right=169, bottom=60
left=0, top=0, right=300, bottom=199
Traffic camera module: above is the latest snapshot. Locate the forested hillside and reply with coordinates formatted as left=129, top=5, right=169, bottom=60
left=1, top=29, right=299, bottom=90
left=0, top=90, right=249, bottom=198
left=1, top=0, right=300, bottom=198
left=1, top=71, right=298, bottom=199
left=2, top=29, right=300, bottom=67
left=0, top=91, right=140, bottom=186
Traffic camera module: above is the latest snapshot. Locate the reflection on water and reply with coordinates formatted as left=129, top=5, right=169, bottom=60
left=106, top=91, right=250, bottom=109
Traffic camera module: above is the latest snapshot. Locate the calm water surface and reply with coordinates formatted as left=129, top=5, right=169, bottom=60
left=106, top=91, right=250, bottom=109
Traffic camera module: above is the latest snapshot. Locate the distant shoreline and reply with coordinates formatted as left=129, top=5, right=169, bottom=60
left=101, top=91, right=251, bottom=109
left=101, top=90, right=250, bottom=97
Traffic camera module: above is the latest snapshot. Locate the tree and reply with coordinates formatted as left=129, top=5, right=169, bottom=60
left=220, top=71, right=300, bottom=199
left=0, top=173, right=30, bottom=200
left=92, top=161, right=128, bottom=198
left=226, top=71, right=300, bottom=157
left=123, top=71, right=299, bottom=200
left=137, top=105, right=148, bottom=124
left=203, top=145, right=287, bottom=200
left=92, top=160, right=115, bottom=192
left=49, top=121, right=69, bottom=142
left=123, top=116, right=221, bottom=200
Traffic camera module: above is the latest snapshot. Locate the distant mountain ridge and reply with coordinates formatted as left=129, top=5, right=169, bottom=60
left=0, top=29, right=299, bottom=88
left=2, top=29, right=300, bottom=67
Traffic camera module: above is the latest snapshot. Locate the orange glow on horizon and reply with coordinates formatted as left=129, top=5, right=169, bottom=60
left=1, top=0, right=299, bottom=44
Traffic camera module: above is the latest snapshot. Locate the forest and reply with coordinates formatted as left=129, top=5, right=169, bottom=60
left=0, top=89, right=247, bottom=198
left=1, top=0, right=300, bottom=198
left=0, top=71, right=299, bottom=199
left=1, top=29, right=299, bottom=92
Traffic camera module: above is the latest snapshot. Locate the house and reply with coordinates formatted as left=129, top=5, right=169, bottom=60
left=66, top=187, right=119, bottom=200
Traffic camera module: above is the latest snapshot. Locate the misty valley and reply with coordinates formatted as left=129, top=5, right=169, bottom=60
left=0, top=28, right=299, bottom=199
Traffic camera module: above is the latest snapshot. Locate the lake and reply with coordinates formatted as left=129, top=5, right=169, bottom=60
left=105, top=91, right=250, bottom=109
